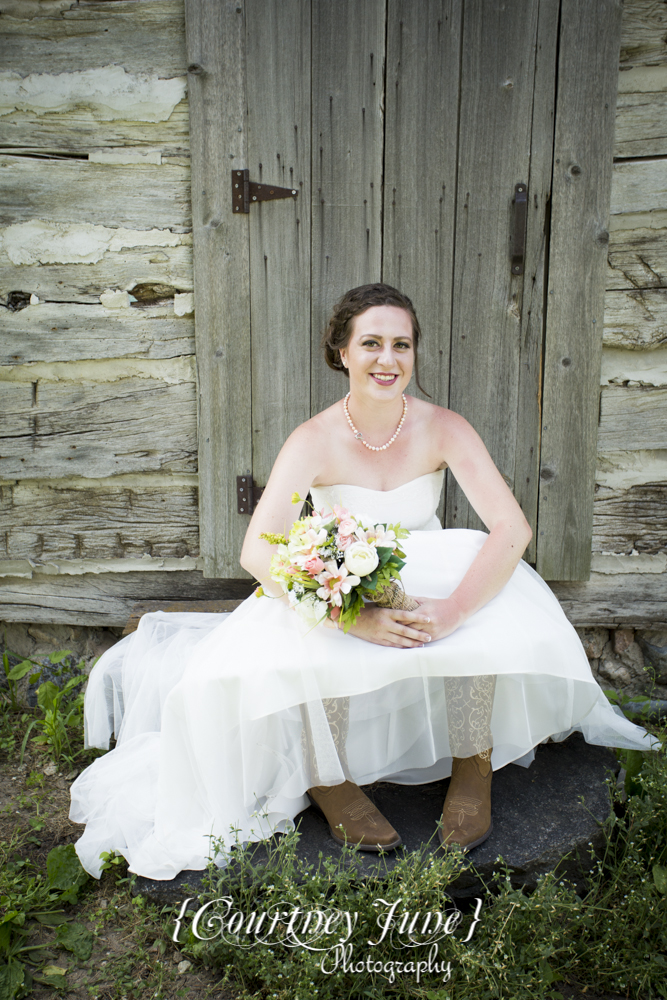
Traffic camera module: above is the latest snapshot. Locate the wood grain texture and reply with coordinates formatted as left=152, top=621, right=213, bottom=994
left=0, top=155, right=191, bottom=231
left=446, top=0, right=556, bottom=555
left=382, top=0, right=461, bottom=527
left=593, top=483, right=667, bottom=555
left=0, top=571, right=254, bottom=626
left=536, top=0, right=623, bottom=581
left=0, top=246, right=194, bottom=306
left=607, top=224, right=667, bottom=294
left=619, top=0, right=667, bottom=70
left=0, top=378, right=197, bottom=478
left=184, top=0, right=251, bottom=578
left=122, top=598, right=242, bottom=635
left=0, top=0, right=188, bottom=77
left=615, top=90, right=667, bottom=158
left=548, top=573, right=667, bottom=629
left=1, top=304, right=194, bottom=364
left=310, top=0, right=386, bottom=415
left=0, top=480, right=199, bottom=563
left=598, top=385, right=667, bottom=452
left=610, top=159, right=667, bottom=216
left=603, top=289, right=667, bottom=349
left=0, top=108, right=190, bottom=155
left=246, top=0, right=311, bottom=487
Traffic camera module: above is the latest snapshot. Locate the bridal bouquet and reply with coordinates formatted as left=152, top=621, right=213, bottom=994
left=258, top=494, right=415, bottom=632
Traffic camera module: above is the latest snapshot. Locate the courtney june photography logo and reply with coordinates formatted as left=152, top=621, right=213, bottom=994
left=172, top=895, right=483, bottom=983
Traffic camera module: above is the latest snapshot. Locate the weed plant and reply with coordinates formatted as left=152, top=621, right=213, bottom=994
left=174, top=728, right=667, bottom=1000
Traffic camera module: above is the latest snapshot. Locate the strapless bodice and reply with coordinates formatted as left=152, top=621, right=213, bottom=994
left=310, top=470, right=444, bottom=531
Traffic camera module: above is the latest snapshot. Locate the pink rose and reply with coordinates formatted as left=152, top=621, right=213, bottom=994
left=304, top=555, right=325, bottom=576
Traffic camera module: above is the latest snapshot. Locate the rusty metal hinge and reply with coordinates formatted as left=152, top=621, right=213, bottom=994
left=237, top=473, right=264, bottom=514
left=510, top=182, right=527, bottom=275
left=232, top=169, right=298, bottom=214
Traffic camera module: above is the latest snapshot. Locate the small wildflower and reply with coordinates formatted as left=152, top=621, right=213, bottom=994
left=291, top=492, right=302, bottom=505
left=255, top=587, right=264, bottom=598
left=260, top=532, right=288, bottom=545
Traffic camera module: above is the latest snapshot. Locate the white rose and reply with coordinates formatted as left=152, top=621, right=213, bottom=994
left=344, top=541, right=379, bottom=578
left=293, top=594, right=328, bottom=628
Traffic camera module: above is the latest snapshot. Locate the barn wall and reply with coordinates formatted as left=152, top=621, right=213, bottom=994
left=0, top=0, right=665, bottom=641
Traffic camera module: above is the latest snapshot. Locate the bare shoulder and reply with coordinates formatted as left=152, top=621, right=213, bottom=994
left=410, top=397, right=479, bottom=448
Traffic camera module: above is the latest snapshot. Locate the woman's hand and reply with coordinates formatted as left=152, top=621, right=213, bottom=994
left=411, top=596, right=467, bottom=642
left=344, top=605, right=433, bottom=648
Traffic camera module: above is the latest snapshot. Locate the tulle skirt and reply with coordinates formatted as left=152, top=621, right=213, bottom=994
left=70, top=529, right=659, bottom=880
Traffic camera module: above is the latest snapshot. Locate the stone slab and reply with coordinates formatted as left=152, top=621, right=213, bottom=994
left=132, top=733, right=619, bottom=905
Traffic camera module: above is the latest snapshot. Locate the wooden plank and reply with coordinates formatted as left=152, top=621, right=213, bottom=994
left=593, top=483, right=667, bottom=555
left=382, top=0, right=461, bottom=526
left=610, top=159, right=667, bottom=216
left=0, top=244, right=193, bottom=306
left=446, top=0, right=555, bottom=555
left=619, top=0, right=667, bottom=70
left=0, top=0, right=188, bottom=77
left=607, top=226, right=667, bottom=295
left=615, top=89, right=667, bottom=158
left=0, top=571, right=254, bottom=627
left=598, top=385, right=667, bottom=452
left=245, top=0, right=311, bottom=488
left=0, top=111, right=190, bottom=155
left=0, top=378, right=197, bottom=478
left=1, top=566, right=662, bottom=630
left=536, top=0, right=623, bottom=581
left=184, top=0, right=251, bottom=578
left=0, top=155, right=191, bottom=231
left=122, top=599, right=243, bottom=636
left=548, top=573, right=667, bottom=630
left=310, top=0, right=386, bottom=415
left=0, top=480, right=199, bottom=563
left=0, top=304, right=194, bottom=364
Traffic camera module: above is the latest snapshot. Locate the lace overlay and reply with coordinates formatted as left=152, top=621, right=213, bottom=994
left=300, top=698, right=351, bottom=785
left=444, top=674, right=496, bottom=757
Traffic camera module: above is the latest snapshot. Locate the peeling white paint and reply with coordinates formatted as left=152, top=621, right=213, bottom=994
left=591, top=553, right=667, bottom=575
left=174, top=292, right=194, bottom=317
left=601, top=347, right=667, bottom=387
left=0, top=356, right=197, bottom=385
left=0, top=220, right=185, bottom=265
left=0, top=66, right=186, bottom=122
left=617, top=65, right=667, bottom=93
left=596, top=450, right=667, bottom=490
left=29, top=293, right=39, bottom=305
left=0, top=555, right=203, bottom=579
left=89, top=148, right=162, bottom=165
left=100, top=288, right=131, bottom=309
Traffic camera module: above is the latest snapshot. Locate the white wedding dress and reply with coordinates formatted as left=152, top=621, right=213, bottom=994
left=70, top=471, right=659, bottom=880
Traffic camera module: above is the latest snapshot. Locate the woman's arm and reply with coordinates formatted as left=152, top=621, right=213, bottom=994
left=416, top=410, right=533, bottom=641
left=239, top=424, right=319, bottom=597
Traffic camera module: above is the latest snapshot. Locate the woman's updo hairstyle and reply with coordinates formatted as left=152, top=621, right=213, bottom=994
left=322, top=283, right=430, bottom=396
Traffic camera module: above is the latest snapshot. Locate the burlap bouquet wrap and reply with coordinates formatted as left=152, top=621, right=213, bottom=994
left=374, top=580, right=419, bottom=612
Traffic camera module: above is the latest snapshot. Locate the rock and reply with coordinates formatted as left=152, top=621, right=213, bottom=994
left=132, top=734, right=618, bottom=905
left=576, top=627, right=609, bottom=660
left=637, top=629, right=667, bottom=685
left=614, top=628, right=635, bottom=656
left=177, top=960, right=192, bottom=974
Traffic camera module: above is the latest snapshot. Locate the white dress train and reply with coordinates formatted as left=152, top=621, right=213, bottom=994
left=70, top=471, right=659, bottom=880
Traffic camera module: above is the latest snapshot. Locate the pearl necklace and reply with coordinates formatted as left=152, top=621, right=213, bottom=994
left=343, top=391, right=407, bottom=452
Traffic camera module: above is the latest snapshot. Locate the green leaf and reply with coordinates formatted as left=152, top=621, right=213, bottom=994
left=624, top=749, right=646, bottom=796
left=653, top=864, right=667, bottom=894
left=46, top=845, right=88, bottom=902
left=6, top=660, right=35, bottom=682
left=55, top=922, right=93, bottom=961
left=0, top=961, right=25, bottom=1000
left=36, top=682, right=58, bottom=715
left=48, top=651, right=73, bottom=664
left=31, top=912, right=70, bottom=926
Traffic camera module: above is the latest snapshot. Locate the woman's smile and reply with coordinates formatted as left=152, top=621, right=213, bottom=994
left=370, top=372, right=399, bottom=386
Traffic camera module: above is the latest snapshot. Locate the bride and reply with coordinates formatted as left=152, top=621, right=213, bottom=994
left=70, top=283, right=658, bottom=880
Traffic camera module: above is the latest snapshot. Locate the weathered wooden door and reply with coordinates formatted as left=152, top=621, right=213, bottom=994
left=185, top=0, right=621, bottom=582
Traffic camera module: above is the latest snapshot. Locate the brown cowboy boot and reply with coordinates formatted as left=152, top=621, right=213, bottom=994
left=307, top=781, right=402, bottom=852
left=438, top=750, right=493, bottom=852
